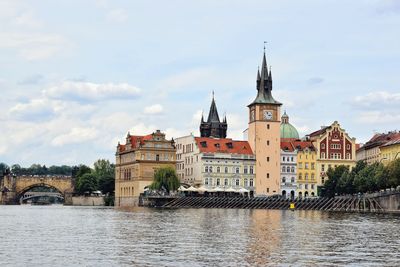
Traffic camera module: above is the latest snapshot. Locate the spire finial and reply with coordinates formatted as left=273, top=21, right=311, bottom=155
left=212, top=90, right=214, bottom=99
left=264, top=41, right=267, bottom=53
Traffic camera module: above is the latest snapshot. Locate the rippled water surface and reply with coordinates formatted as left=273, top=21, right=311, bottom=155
left=0, top=205, right=399, bottom=266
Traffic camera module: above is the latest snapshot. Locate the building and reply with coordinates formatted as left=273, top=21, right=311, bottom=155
left=115, top=130, right=176, bottom=206
left=294, top=140, right=317, bottom=197
left=357, top=132, right=400, bottom=165
left=175, top=135, right=256, bottom=193
left=307, top=121, right=357, bottom=187
left=200, top=94, right=227, bottom=138
left=280, top=141, right=297, bottom=199
left=380, top=135, right=400, bottom=164
left=247, top=51, right=282, bottom=196
left=280, top=112, right=299, bottom=198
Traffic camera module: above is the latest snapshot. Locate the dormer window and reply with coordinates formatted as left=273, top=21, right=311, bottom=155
left=200, top=141, right=207, bottom=147
left=226, top=142, right=233, bottom=149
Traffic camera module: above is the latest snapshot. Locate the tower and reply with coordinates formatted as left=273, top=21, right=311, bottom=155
left=200, top=93, right=228, bottom=138
left=247, top=51, right=282, bottom=196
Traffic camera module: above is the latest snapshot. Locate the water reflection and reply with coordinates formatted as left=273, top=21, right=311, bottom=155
left=0, top=206, right=399, bottom=267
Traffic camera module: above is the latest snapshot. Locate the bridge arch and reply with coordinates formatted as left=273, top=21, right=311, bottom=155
left=15, top=176, right=73, bottom=199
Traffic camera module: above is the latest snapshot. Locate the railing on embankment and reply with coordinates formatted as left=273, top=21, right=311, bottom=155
left=162, top=195, right=391, bottom=212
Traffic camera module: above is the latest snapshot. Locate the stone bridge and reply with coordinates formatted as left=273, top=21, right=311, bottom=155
left=0, top=175, right=74, bottom=204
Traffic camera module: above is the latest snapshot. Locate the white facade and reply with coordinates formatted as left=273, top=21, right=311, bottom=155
left=280, top=150, right=297, bottom=198
left=175, top=135, right=256, bottom=192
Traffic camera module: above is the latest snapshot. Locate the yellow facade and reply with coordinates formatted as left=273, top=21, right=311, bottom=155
left=115, top=130, right=176, bottom=207
left=296, top=148, right=317, bottom=197
left=380, top=142, right=400, bottom=165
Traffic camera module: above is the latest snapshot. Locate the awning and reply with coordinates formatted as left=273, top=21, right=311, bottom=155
left=186, top=186, right=199, bottom=192
left=238, top=188, right=250, bottom=193
left=177, top=185, right=188, bottom=191
left=225, top=187, right=237, bottom=193
left=197, top=186, right=208, bottom=192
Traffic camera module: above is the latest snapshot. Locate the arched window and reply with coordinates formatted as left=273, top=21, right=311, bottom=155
left=282, top=166, right=286, bottom=172
left=216, top=178, right=220, bottom=186
left=305, top=173, right=309, bottom=180
left=249, top=179, right=254, bottom=187
left=205, top=166, right=208, bottom=173
left=204, top=178, right=209, bottom=185
left=209, top=166, right=213, bottom=173
left=282, top=177, right=286, bottom=183
left=299, top=173, right=303, bottom=180
left=225, top=167, right=228, bottom=173
left=287, top=166, right=290, bottom=172
left=291, top=177, right=295, bottom=183
left=224, top=178, right=229, bottom=186
left=291, top=166, right=295, bottom=173
left=250, top=166, right=254, bottom=174
left=236, top=167, right=239, bottom=174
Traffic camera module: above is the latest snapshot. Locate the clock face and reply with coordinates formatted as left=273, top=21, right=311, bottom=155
left=263, top=110, right=273, bottom=120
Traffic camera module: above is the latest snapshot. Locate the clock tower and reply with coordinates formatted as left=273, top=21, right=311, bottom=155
left=248, top=51, right=282, bottom=196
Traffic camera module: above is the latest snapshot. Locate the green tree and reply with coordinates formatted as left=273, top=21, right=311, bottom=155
left=149, top=167, right=180, bottom=193
left=323, top=165, right=349, bottom=197
left=11, top=164, right=22, bottom=176
left=0, top=163, right=10, bottom=176
left=94, top=159, right=115, bottom=195
left=387, top=158, right=400, bottom=188
left=76, top=173, right=98, bottom=194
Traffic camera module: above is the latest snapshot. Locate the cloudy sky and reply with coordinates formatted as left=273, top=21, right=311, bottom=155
left=1, top=0, right=400, bottom=167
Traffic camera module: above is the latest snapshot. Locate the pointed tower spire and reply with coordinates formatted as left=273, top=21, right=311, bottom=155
left=201, top=110, right=205, bottom=123
left=256, top=67, right=261, bottom=90
left=207, top=93, right=220, bottom=123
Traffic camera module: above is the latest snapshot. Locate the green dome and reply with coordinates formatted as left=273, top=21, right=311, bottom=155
left=280, top=112, right=299, bottom=139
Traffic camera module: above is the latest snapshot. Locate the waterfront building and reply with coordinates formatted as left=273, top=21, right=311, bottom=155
left=280, top=141, right=297, bottom=199
left=175, top=135, right=256, bottom=193
left=115, top=130, right=176, bottom=206
left=380, top=135, right=400, bottom=164
left=200, top=94, right=227, bottom=138
left=357, top=132, right=400, bottom=165
left=247, top=52, right=282, bottom=196
left=307, top=121, right=357, bottom=188
left=295, top=141, right=317, bottom=197
left=280, top=112, right=299, bottom=198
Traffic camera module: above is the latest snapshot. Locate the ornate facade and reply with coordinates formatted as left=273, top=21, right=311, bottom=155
left=115, top=130, right=176, bottom=206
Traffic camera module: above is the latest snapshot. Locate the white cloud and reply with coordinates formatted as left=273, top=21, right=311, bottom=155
left=353, top=91, right=400, bottom=109
left=14, top=11, right=43, bottom=28
left=9, top=98, right=55, bottom=120
left=44, top=81, right=141, bottom=102
left=107, top=8, right=128, bottom=22
left=0, top=32, right=71, bottom=60
left=51, top=127, right=98, bottom=146
left=358, top=111, right=400, bottom=124
left=144, top=104, right=163, bottom=114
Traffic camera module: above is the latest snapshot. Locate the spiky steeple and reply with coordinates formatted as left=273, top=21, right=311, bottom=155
left=256, top=67, right=261, bottom=90
left=200, top=92, right=228, bottom=138
left=249, top=51, right=281, bottom=107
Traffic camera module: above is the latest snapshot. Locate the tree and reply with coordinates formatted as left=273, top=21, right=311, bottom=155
left=11, top=164, right=22, bottom=176
left=149, top=167, right=180, bottom=193
left=94, top=159, right=115, bottom=195
left=76, top=173, right=98, bottom=194
left=387, top=158, right=400, bottom=188
left=323, top=165, right=349, bottom=197
left=0, top=163, right=10, bottom=176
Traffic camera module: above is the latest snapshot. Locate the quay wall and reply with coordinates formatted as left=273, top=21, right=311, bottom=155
left=71, top=196, right=105, bottom=206
left=375, top=193, right=400, bottom=212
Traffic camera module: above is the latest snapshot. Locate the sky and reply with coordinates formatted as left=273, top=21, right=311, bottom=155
left=1, top=0, right=400, bottom=167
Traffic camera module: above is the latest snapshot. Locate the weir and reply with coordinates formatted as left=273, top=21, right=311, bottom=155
left=161, top=191, right=400, bottom=213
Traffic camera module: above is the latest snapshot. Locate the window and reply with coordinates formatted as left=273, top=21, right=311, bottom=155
left=286, top=166, right=290, bottom=172
left=299, top=163, right=303, bottom=169
left=291, top=157, right=294, bottom=162
left=321, top=152, right=325, bottom=159
left=311, top=173, right=315, bottom=180
left=224, top=178, right=229, bottom=186
left=282, top=177, right=286, bottom=183
left=205, top=166, right=208, bottom=173
left=244, top=178, right=248, bottom=187
left=322, top=164, right=325, bottom=171
left=216, top=178, right=220, bottom=186
left=311, top=163, right=315, bottom=170
left=244, top=167, right=248, bottom=174
left=282, top=166, right=286, bottom=172
left=205, top=178, right=209, bottom=185
left=267, top=140, right=270, bottom=145
left=209, top=166, right=213, bottom=173
left=217, top=167, right=220, bottom=173
left=291, top=177, right=295, bottom=183
left=267, top=124, right=270, bottom=129
left=347, top=144, right=350, bottom=150
left=156, top=154, right=160, bottom=161
left=305, top=173, right=309, bottom=181
left=267, top=157, right=270, bottom=162
left=250, top=166, right=254, bottom=174
left=236, top=179, right=240, bottom=186
left=267, top=173, right=270, bottom=178
left=225, top=167, right=228, bottom=173
left=267, top=187, right=269, bottom=193
left=299, top=173, right=303, bottom=180
left=283, top=157, right=286, bottom=162
left=321, top=143, right=325, bottom=149
left=305, top=184, right=308, bottom=189
left=291, top=167, right=295, bottom=173
left=236, top=167, right=240, bottom=174
left=250, top=179, right=254, bottom=187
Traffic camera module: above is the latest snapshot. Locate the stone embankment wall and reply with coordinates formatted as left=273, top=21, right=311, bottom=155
left=375, top=193, right=400, bottom=212
left=71, top=196, right=105, bottom=206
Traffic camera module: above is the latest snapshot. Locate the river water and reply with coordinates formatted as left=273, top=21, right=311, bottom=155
left=0, top=206, right=399, bottom=267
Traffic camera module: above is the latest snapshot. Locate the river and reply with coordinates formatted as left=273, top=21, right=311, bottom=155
left=0, top=205, right=399, bottom=266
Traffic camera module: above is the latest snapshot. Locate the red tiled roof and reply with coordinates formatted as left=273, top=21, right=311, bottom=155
left=194, top=137, right=253, bottom=155
left=380, top=134, right=400, bottom=147
left=281, top=139, right=315, bottom=152
left=364, top=132, right=400, bottom=149
left=281, top=141, right=295, bottom=151
left=355, top=143, right=361, bottom=151
left=118, top=134, right=154, bottom=152
left=308, top=126, right=330, bottom=137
